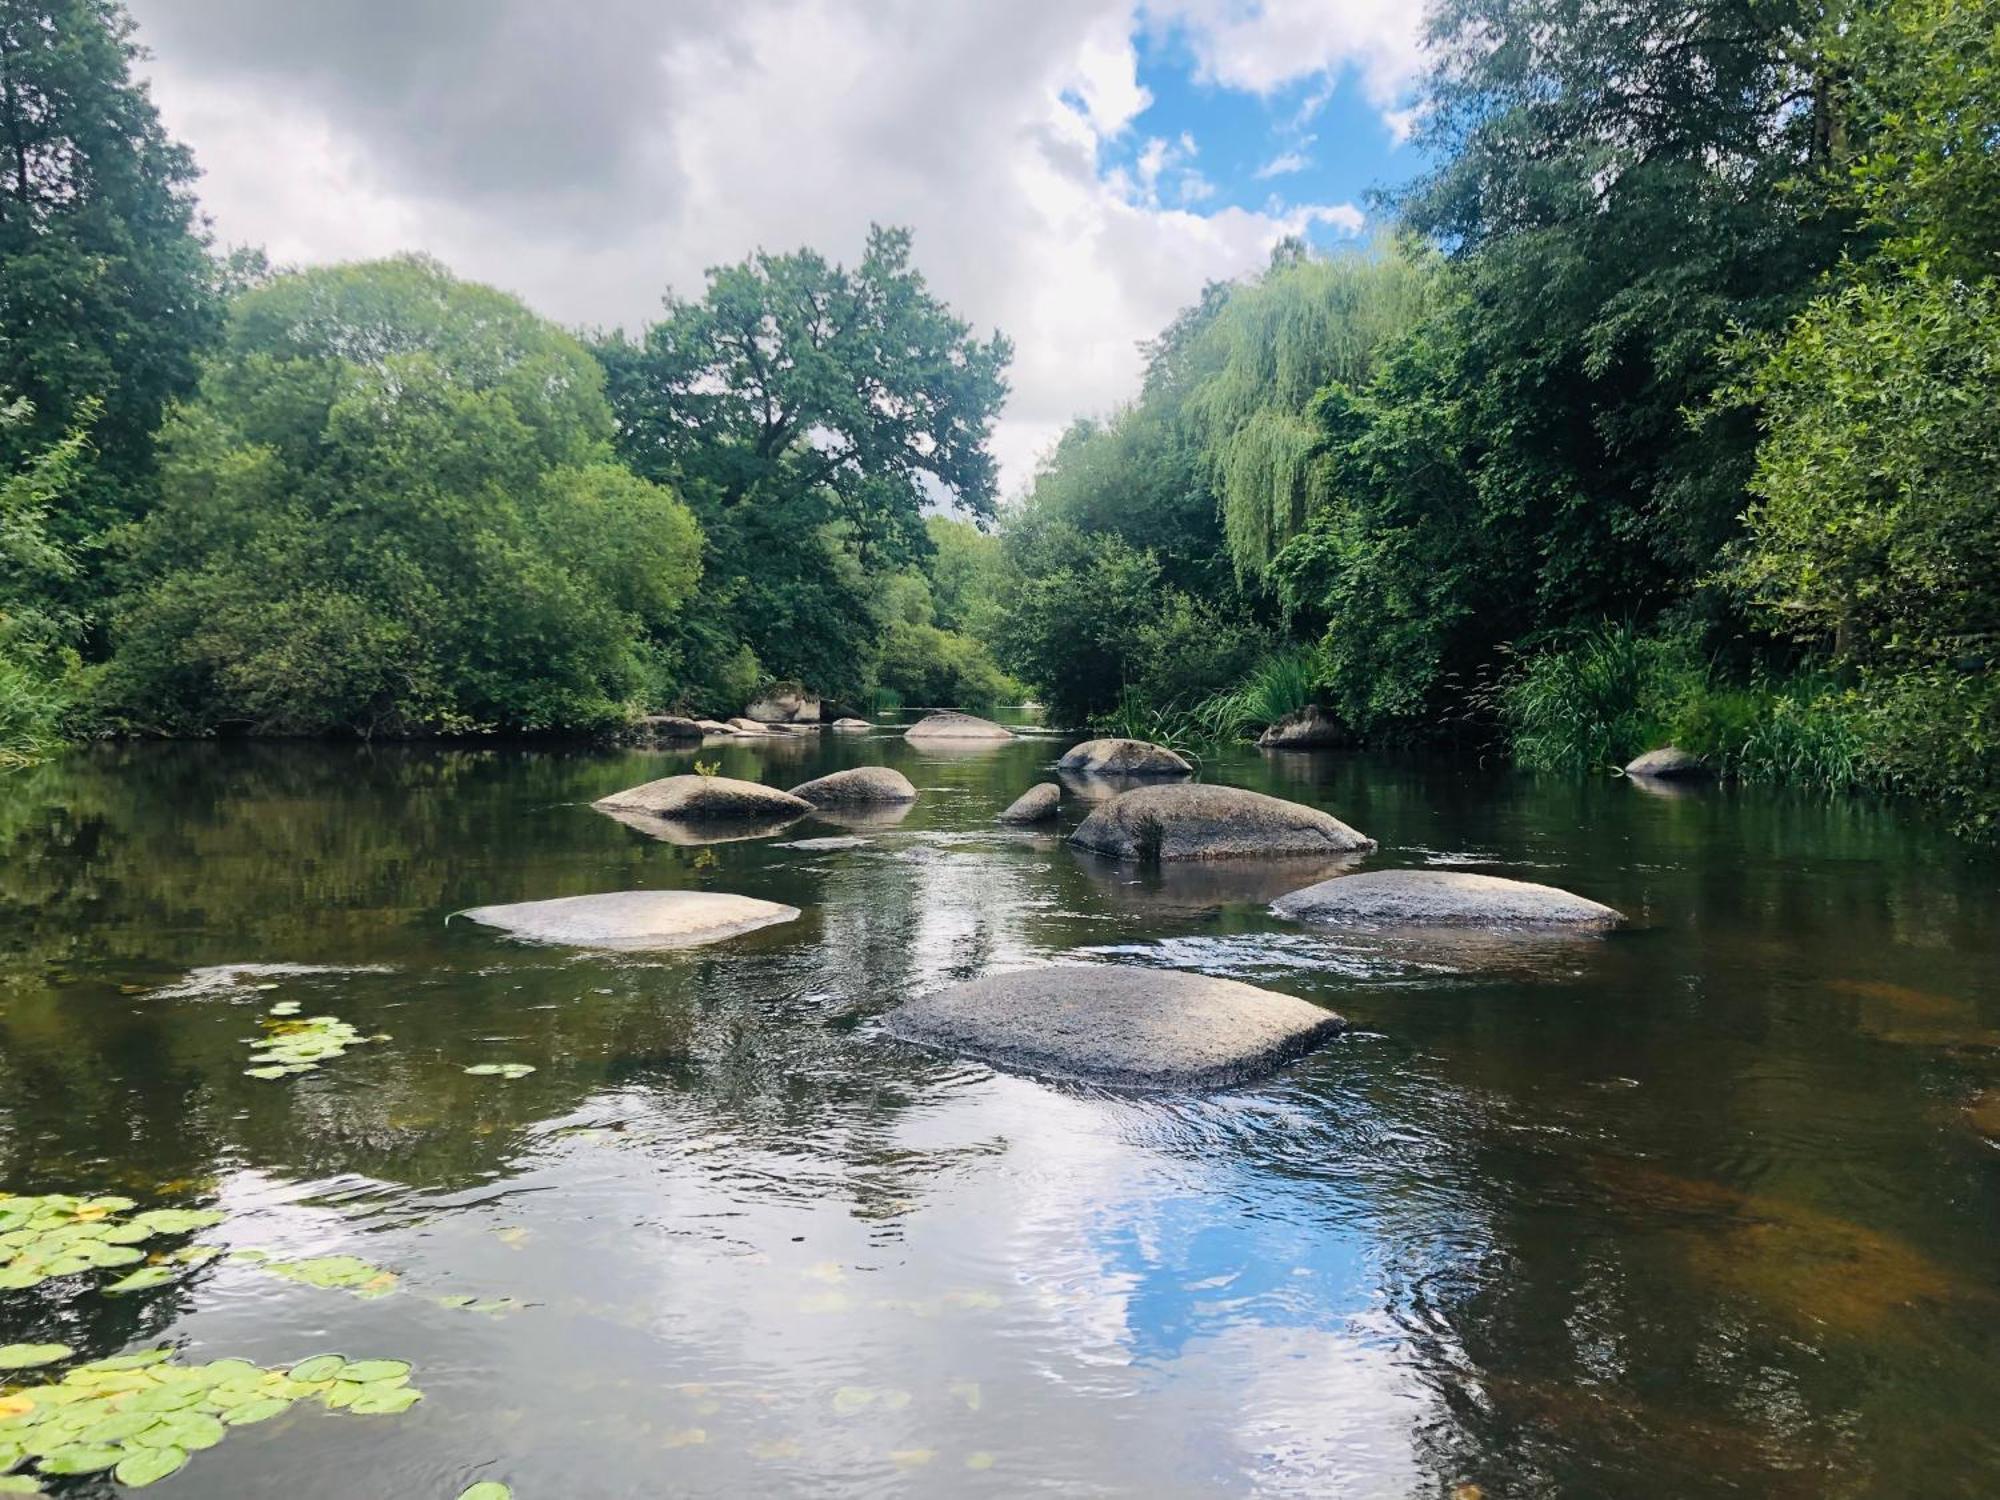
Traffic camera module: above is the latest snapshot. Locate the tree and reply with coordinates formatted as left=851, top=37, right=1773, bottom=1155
left=0, top=393, right=89, bottom=761
left=598, top=225, right=1010, bottom=697
left=0, top=0, right=220, bottom=566
left=98, top=258, right=703, bottom=737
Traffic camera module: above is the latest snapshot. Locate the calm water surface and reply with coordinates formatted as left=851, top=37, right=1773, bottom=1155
left=1, top=724, right=1996, bottom=1497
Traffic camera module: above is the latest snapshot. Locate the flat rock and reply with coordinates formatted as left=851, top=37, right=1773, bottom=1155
left=1625, top=746, right=1707, bottom=779
left=1069, top=783, right=1374, bottom=862
left=885, top=965, right=1345, bottom=1090
left=593, top=774, right=812, bottom=821
left=904, top=711, right=1013, bottom=742
left=1258, top=705, right=1348, bottom=749
left=460, top=890, right=800, bottom=950
left=744, top=689, right=820, bottom=723
left=997, top=782, right=1060, bottom=824
left=830, top=717, right=873, bottom=733
left=726, top=717, right=772, bottom=735
left=1273, top=869, right=1623, bottom=928
left=696, top=719, right=734, bottom=734
left=787, top=766, right=918, bottom=806
left=1056, top=737, right=1193, bottom=777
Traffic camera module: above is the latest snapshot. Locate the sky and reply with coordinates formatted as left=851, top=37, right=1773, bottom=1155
left=123, top=0, right=1432, bottom=498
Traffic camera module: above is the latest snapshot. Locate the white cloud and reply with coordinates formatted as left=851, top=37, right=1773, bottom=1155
left=129, top=0, right=1402, bottom=497
left=1255, top=145, right=1314, bottom=179
left=1148, top=0, right=1429, bottom=108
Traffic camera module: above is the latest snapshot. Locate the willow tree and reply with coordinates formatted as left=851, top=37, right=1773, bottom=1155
left=1176, top=241, right=1437, bottom=581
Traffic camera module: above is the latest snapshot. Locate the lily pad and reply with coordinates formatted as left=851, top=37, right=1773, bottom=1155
left=286, top=1355, right=346, bottom=1385
left=337, top=1360, right=409, bottom=1384
left=113, top=1445, right=188, bottom=1487
left=462, top=1063, right=536, bottom=1079
left=0, top=1350, right=67, bottom=1373
left=458, top=1485, right=512, bottom=1500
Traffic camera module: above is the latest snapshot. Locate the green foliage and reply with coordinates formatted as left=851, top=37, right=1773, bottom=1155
left=1191, top=646, right=1323, bottom=740
left=1178, top=242, right=1437, bottom=580
left=97, top=258, right=703, bottom=737
left=598, top=226, right=1010, bottom=700
left=0, top=398, right=91, bottom=763
left=0, top=1, right=221, bottom=575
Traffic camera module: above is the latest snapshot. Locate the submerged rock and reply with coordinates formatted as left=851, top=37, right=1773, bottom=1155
left=1625, top=746, right=1707, bottom=779
left=1273, top=869, right=1623, bottom=928
left=461, top=890, right=800, bottom=950
left=1055, top=737, right=1193, bottom=777
left=592, top=774, right=811, bottom=821
left=787, top=766, right=918, bottom=806
left=1069, top=783, right=1374, bottom=862
left=1258, top=706, right=1347, bottom=749
left=830, top=717, right=874, bottom=733
left=885, top=965, right=1345, bottom=1090
left=997, top=782, right=1060, bottom=824
left=904, top=711, right=1013, bottom=742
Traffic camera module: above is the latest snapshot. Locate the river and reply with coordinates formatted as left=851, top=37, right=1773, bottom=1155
left=0, top=724, right=1995, bottom=1497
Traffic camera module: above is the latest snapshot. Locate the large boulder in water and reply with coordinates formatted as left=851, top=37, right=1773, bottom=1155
left=1069, top=783, right=1374, bottom=862
left=593, top=774, right=811, bottom=821
left=460, top=890, right=800, bottom=950
left=1625, top=746, right=1707, bottom=779
left=1056, top=737, right=1193, bottom=777
left=904, top=711, right=1013, bottom=742
left=624, top=714, right=703, bottom=745
left=885, top=965, right=1346, bottom=1091
left=1273, top=869, right=1622, bottom=928
left=1258, top=706, right=1347, bottom=749
left=744, top=688, right=820, bottom=723
left=997, top=782, right=1060, bottom=824
left=786, top=766, right=918, bottom=806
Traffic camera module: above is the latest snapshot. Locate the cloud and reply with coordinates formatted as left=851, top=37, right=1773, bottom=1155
left=127, top=0, right=1398, bottom=496
left=1148, top=0, right=1430, bottom=107
left=1255, top=144, right=1315, bottom=179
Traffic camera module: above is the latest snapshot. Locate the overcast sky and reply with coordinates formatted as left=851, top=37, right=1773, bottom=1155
left=124, top=0, right=1430, bottom=496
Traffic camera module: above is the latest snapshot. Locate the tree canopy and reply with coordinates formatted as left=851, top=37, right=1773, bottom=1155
left=98, top=258, right=702, bottom=736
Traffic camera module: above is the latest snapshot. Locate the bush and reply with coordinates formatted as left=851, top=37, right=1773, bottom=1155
left=1192, top=645, right=1324, bottom=740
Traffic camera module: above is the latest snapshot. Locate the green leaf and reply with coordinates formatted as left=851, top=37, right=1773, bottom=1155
left=37, top=1443, right=123, bottom=1474
left=347, top=1387, right=422, bottom=1415
left=113, top=1445, right=188, bottom=1488
left=244, top=1066, right=291, bottom=1080
left=84, top=1349, right=173, bottom=1372
left=158, top=1411, right=224, bottom=1451
left=0, top=1347, right=69, bottom=1371
left=219, top=1398, right=290, bottom=1427
left=286, top=1355, right=345, bottom=1385
left=336, top=1359, right=408, bottom=1384
left=458, top=1484, right=512, bottom=1500
left=104, top=1266, right=177, bottom=1294
left=0, top=1476, right=42, bottom=1494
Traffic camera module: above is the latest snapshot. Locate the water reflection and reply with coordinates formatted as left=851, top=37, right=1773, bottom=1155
left=0, top=738, right=1996, bottom=1495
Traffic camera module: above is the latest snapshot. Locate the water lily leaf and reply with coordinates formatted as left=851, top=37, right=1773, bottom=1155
left=219, top=1398, right=290, bottom=1427
left=158, top=1411, right=225, bottom=1450
left=128, top=1210, right=224, bottom=1235
left=268, top=1001, right=301, bottom=1016
left=37, top=1443, right=123, bottom=1474
left=348, top=1387, right=422, bottom=1415
left=105, top=1266, right=177, bottom=1294
left=457, top=1485, right=512, bottom=1500
left=113, top=1445, right=188, bottom=1488
left=84, top=1349, right=173, bottom=1372
left=0, top=1347, right=69, bottom=1371
left=0, top=1476, right=42, bottom=1494
left=462, top=1063, right=535, bottom=1078
left=286, top=1355, right=346, bottom=1385
left=337, top=1360, right=409, bottom=1384
left=244, top=1067, right=290, bottom=1080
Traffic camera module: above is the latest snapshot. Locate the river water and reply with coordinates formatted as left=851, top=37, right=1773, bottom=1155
left=0, top=724, right=1996, bottom=1497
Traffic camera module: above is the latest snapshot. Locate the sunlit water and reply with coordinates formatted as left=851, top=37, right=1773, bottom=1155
left=1, top=724, right=1997, bottom=1497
